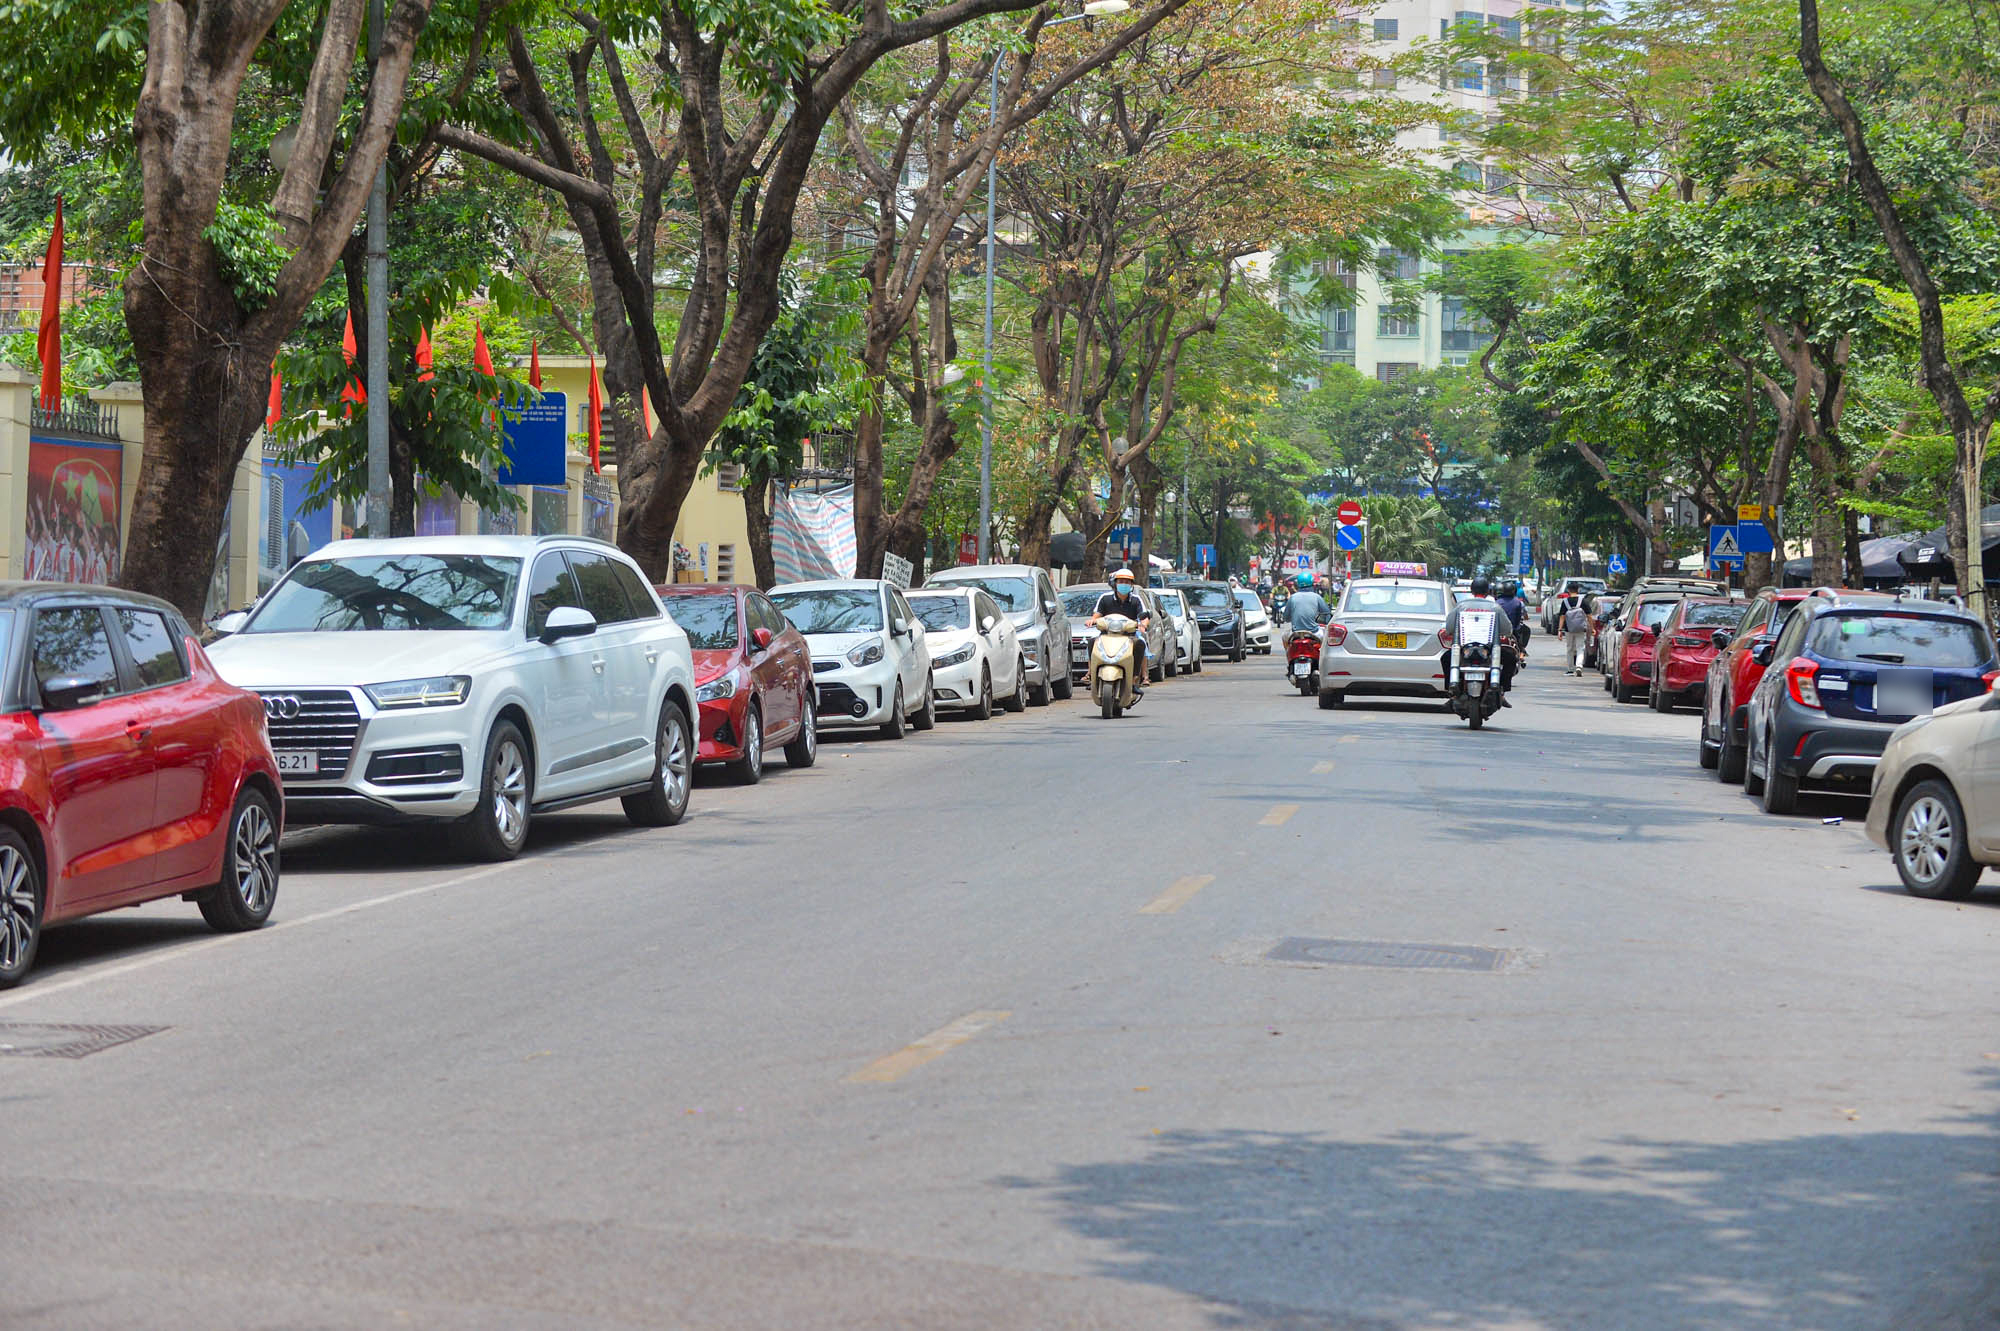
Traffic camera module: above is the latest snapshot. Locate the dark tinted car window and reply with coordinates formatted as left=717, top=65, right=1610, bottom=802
left=1681, top=602, right=1745, bottom=628
left=526, top=551, right=585, bottom=637
left=116, top=609, right=188, bottom=687
left=1636, top=600, right=1677, bottom=629
left=659, top=593, right=739, bottom=649
left=32, top=607, right=118, bottom=693
left=1182, top=584, right=1234, bottom=611
left=609, top=560, right=659, bottom=619
left=567, top=552, right=638, bottom=625
left=1809, top=613, right=1993, bottom=668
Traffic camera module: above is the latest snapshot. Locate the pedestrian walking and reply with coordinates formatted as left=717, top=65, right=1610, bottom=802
left=1564, top=597, right=1591, bottom=674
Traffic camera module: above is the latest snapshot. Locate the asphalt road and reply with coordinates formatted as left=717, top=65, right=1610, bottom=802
left=4, top=644, right=1998, bottom=1330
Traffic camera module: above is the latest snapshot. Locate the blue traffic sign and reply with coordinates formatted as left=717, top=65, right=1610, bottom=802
left=1708, top=524, right=1745, bottom=569
left=1334, top=523, right=1365, bottom=551
left=501, top=391, right=568, bottom=487
left=1517, top=527, right=1534, bottom=574
left=1736, top=521, right=1775, bottom=554
left=1195, top=543, right=1216, bottom=567
left=1608, top=554, right=1628, bottom=575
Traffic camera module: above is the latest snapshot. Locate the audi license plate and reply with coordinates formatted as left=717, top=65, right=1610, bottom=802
left=1291, top=661, right=1311, bottom=677
left=1376, top=632, right=1407, bottom=650
left=1071, top=646, right=1089, bottom=662
left=274, top=751, right=319, bottom=775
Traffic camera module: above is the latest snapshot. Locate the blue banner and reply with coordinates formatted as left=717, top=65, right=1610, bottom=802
left=501, top=391, right=569, bottom=487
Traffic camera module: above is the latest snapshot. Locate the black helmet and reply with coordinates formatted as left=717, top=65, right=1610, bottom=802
left=1504, top=580, right=1520, bottom=598
left=1470, top=575, right=1492, bottom=596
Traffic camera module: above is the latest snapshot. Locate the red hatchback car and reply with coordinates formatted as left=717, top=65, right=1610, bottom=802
left=657, top=584, right=817, bottom=782
left=1647, top=597, right=1746, bottom=712
left=0, top=584, right=283, bottom=987
left=1603, top=592, right=1685, bottom=703
left=1700, top=586, right=1847, bottom=781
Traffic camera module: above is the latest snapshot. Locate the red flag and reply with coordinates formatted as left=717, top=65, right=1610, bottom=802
left=640, top=387, right=652, bottom=440
left=528, top=337, right=542, bottom=389
left=472, top=322, right=496, bottom=377
left=415, top=326, right=434, bottom=381
left=340, top=310, right=366, bottom=408
left=36, top=196, right=63, bottom=411
left=587, top=354, right=603, bottom=474
left=266, top=363, right=283, bottom=430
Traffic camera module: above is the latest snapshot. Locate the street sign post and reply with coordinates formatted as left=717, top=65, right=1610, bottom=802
left=1707, top=524, right=1745, bottom=570
left=1336, top=500, right=1364, bottom=526
left=1516, top=525, right=1533, bottom=576
left=881, top=551, right=914, bottom=588
left=1334, top=523, right=1365, bottom=551
left=1608, top=553, right=1628, bottom=575
left=1195, top=543, right=1216, bottom=570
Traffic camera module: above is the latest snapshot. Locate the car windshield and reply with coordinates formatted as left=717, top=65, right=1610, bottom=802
left=771, top=588, right=882, bottom=634
left=1181, top=585, right=1233, bottom=611
left=1062, top=588, right=1107, bottom=616
left=1810, top=613, right=1992, bottom=668
left=909, top=596, right=970, bottom=631
left=659, top=594, right=738, bottom=649
left=932, top=576, right=1032, bottom=611
left=1234, top=590, right=1263, bottom=611
left=1681, top=602, right=1745, bottom=628
left=247, top=554, right=520, bottom=631
left=1346, top=585, right=1446, bottom=615
left=1568, top=580, right=1607, bottom=592
left=1636, top=600, right=1677, bottom=629
left=1157, top=592, right=1185, bottom=617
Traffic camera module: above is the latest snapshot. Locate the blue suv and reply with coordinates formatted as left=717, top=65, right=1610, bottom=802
left=1743, top=594, right=1997, bottom=815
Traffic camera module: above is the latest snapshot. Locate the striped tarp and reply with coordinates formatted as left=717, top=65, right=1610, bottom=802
left=772, top=483, right=857, bottom=584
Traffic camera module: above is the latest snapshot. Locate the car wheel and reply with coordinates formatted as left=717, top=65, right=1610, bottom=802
left=198, top=787, right=280, bottom=932
left=784, top=694, right=818, bottom=768
left=1053, top=664, right=1073, bottom=700
left=1698, top=727, right=1720, bottom=770
left=911, top=676, right=937, bottom=730
left=1717, top=707, right=1747, bottom=784
left=971, top=666, right=994, bottom=721
left=1230, top=635, right=1245, bottom=663
left=623, top=700, right=694, bottom=826
left=1651, top=681, right=1674, bottom=712
left=1894, top=779, right=1983, bottom=900
left=727, top=703, right=765, bottom=784
left=879, top=683, right=907, bottom=740
left=455, top=720, right=534, bottom=860
left=1613, top=679, right=1635, bottom=704
left=1742, top=723, right=1766, bottom=797
left=1004, top=658, right=1028, bottom=712
left=0, top=827, right=43, bottom=989
left=1318, top=689, right=1343, bottom=710
left=1191, top=650, right=1202, bottom=674
left=1760, top=742, right=1800, bottom=815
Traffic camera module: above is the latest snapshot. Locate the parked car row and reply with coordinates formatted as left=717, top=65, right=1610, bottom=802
left=1573, top=575, right=2000, bottom=901
left=0, top=545, right=1279, bottom=987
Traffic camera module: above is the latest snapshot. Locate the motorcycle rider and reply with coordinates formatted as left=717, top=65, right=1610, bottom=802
left=1442, top=574, right=1518, bottom=707
left=1091, top=567, right=1152, bottom=694
left=1287, top=571, right=1332, bottom=632
left=1496, top=580, right=1529, bottom=659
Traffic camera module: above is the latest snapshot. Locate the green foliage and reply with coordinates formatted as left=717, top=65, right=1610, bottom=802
left=0, top=0, right=146, bottom=152
left=709, top=265, right=870, bottom=488
left=203, top=202, right=287, bottom=313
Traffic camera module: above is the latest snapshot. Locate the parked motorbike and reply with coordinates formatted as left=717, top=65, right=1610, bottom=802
left=1287, top=629, right=1322, bottom=696
left=1444, top=608, right=1509, bottom=730
left=1090, top=614, right=1142, bottom=718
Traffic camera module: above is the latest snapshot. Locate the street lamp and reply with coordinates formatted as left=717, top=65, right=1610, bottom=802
left=977, top=0, right=1131, bottom=564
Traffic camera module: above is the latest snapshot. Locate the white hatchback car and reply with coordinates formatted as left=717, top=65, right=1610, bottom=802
left=1154, top=587, right=1202, bottom=675
left=206, top=536, right=698, bottom=859
left=1234, top=588, right=1273, bottom=654
left=770, top=579, right=934, bottom=737
left=906, top=587, right=1025, bottom=719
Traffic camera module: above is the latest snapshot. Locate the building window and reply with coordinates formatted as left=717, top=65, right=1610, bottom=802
left=1378, top=306, right=1420, bottom=338
left=1376, top=362, right=1419, bottom=383
left=1454, top=161, right=1483, bottom=185
left=1441, top=295, right=1492, bottom=354
left=1375, top=247, right=1420, bottom=282
left=715, top=544, right=736, bottom=583
left=1373, top=16, right=1398, bottom=38
left=1371, top=68, right=1397, bottom=89
left=715, top=462, right=744, bottom=489
left=1455, top=60, right=1484, bottom=91
left=1321, top=306, right=1354, bottom=356
left=1484, top=165, right=1513, bottom=194
left=1488, top=14, right=1521, bottom=40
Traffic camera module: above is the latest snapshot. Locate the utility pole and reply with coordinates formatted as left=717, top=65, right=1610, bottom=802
left=364, top=0, right=391, bottom=535
left=977, top=59, right=998, bottom=565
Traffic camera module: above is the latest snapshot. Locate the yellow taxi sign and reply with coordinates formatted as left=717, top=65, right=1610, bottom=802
left=1738, top=504, right=1764, bottom=523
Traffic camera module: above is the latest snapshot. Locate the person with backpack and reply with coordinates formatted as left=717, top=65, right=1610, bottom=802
left=1563, top=597, right=1591, bottom=675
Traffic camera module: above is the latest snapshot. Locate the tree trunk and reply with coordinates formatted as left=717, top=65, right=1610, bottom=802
left=744, top=476, right=776, bottom=589
left=850, top=332, right=897, bottom=578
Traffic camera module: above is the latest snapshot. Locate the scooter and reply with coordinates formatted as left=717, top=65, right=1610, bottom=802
left=1286, top=629, right=1322, bottom=696
left=1443, top=608, right=1508, bottom=730
left=1090, top=614, right=1142, bottom=718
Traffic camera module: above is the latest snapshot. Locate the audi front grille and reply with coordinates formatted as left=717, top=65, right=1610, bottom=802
left=257, top=689, right=363, bottom=780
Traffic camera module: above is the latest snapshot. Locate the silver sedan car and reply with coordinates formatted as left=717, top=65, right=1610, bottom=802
left=1317, top=577, right=1452, bottom=709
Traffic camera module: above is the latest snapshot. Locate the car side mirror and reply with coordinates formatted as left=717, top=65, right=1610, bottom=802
left=893, top=617, right=911, bottom=637
left=1752, top=640, right=1776, bottom=666
left=39, top=675, right=109, bottom=712
left=1711, top=629, right=1731, bottom=650
left=981, top=615, right=997, bottom=633
left=1044, top=599, right=1059, bottom=615
left=540, top=605, right=598, bottom=643
left=209, top=609, right=249, bottom=637
left=752, top=626, right=774, bottom=651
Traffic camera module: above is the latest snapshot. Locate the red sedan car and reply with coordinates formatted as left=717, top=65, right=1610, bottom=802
left=0, top=584, right=283, bottom=988
left=657, top=584, right=817, bottom=783
left=1647, top=596, right=1746, bottom=712
left=1603, top=592, right=1685, bottom=703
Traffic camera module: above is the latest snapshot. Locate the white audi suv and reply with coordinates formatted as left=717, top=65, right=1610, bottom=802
left=207, top=536, right=698, bottom=859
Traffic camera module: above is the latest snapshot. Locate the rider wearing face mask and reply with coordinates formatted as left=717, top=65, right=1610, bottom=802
left=1091, top=567, right=1152, bottom=693
left=1442, top=574, right=1519, bottom=707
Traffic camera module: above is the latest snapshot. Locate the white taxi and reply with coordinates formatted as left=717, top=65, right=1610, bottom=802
left=1317, top=577, right=1453, bottom=709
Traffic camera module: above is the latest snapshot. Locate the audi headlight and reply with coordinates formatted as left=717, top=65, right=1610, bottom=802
left=1099, top=638, right=1131, bottom=662
left=847, top=637, right=885, bottom=667
left=363, top=676, right=471, bottom=709
left=935, top=644, right=976, bottom=667
left=695, top=674, right=737, bottom=702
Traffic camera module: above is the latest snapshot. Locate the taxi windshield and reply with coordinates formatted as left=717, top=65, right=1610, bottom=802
left=1346, top=585, right=1445, bottom=615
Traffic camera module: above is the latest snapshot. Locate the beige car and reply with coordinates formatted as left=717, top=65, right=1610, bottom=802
left=1866, top=692, right=2000, bottom=899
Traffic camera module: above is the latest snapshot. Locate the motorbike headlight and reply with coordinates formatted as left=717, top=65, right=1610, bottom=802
left=934, top=643, right=976, bottom=667
left=364, top=675, right=471, bottom=709
left=695, top=673, right=737, bottom=702
left=1099, top=638, right=1131, bottom=662
left=847, top=637, right=885, bottom=667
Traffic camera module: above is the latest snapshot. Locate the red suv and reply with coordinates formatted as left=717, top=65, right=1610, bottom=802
left=0, top=585, right=283, bottom=987
left=1648, top=597, right=1746, bottom=712
left=1701, top=587, right=1852, bottom=781
left=657, top=584, right=817, bottom=783
left=1603, top=592, right=1685, bottom=703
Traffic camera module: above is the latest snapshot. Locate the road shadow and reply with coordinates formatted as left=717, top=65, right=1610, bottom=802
left=995, top=1078, right=2000, bottom=1329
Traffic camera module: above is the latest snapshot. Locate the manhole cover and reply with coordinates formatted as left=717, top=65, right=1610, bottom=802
left=0, top=1022, right=167, bottom=1058
left=1265, top=938, right=1509, bottom=972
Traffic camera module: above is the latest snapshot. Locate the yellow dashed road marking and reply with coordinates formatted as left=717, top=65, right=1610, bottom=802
left=846, top=1010, right=1011, bottom=1084
left=1259, top=803, right=1301, bottom=827
left=1140, top=874, right=1215, bottom=915
left=1311, top=760, right=1335, bottom=775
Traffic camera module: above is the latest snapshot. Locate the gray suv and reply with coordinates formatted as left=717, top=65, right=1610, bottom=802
left=922, top=564, right=1072, bottom=704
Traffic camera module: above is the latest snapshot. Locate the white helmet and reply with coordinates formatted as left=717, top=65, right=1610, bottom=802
left=1110, top=567, right=1136, bottom=585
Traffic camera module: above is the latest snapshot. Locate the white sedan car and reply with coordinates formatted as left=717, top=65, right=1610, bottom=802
left=1154, top=587, right=1202, bottom=675
left=906, top=587, right=1025, bottom=719
left=1234, top=588, right=1273, bottom=654
left=206, top=535, right=698, bottom=860
left=771, top=579, right=934, bottom=738
left=1316, top=577, right=1452, bottom=709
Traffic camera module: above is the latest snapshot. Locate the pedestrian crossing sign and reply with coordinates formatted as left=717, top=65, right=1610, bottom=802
left=1708, top=524, right=1744, bottom=568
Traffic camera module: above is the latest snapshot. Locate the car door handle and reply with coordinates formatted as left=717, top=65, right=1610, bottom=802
left=126, top=724, right=152, bottom=743
left=590, top=656, right=606, bottom=674
left=644, top=648, right=659, bottom=667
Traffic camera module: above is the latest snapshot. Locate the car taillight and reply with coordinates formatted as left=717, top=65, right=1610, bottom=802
left=1984, top=669, right=2000, bottom=692
left=1325, top=623, right=1348, bottom=646
left=1626, top=629, right=1645, bottom=643
left=1673, top=636, right=1705, bottom=648
left=1437, top=626, right=1452, bottom=648
left=1785, top=657, right=1822, bottom=709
